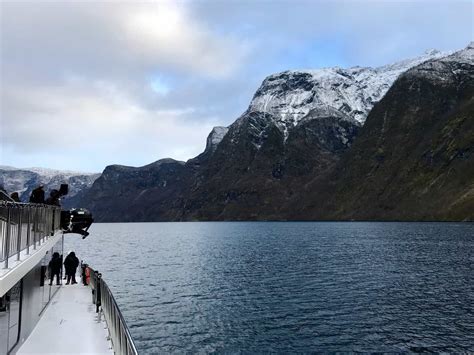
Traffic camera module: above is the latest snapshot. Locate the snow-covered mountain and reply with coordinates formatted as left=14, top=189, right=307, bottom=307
left=405, top=42, right=473, bottom=82
left=321, top=44, right=474, bottom=221
left=246, top=49, right=450, bottom=139
left=76, top=43, right=473, bottom=222
left=0, top=166, right=100, bottom=202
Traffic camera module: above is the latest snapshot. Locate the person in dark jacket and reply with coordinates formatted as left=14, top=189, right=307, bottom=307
left=10, top=192, right=21, bottom=202
left=45, top=189, right=61, bottom=206
left=64, top=251, right=79, bottom=285
left=29, top=185, right=45, bottom=204
left=48, top=252, right=62, bottom=285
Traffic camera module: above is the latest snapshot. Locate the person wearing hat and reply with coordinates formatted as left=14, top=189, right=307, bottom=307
left=29, top=185, right=45, bottom=204
left=45, top=189, right=61, bottom=206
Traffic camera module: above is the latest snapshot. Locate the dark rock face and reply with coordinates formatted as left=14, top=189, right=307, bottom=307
left=179, top=108, right=360, bottom=220
left=298, top=48, right=474, bottom=221
left=253, top=71, right=315, bottom=96
left=78, top=108, right=360, bottom=221
left=284, top=109, right=360, bottom=177
left=77, top=159, right=193, bottom=221
left=76, top=45, right=473, bottom=222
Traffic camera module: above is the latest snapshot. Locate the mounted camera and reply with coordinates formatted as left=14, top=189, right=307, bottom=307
left=61, top=208, right=94, bottom=239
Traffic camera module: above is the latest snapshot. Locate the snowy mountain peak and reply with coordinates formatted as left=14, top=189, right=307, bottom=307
left=26, top=167, right=97, bottom=178
left=402, top=44, right=473, bottom=84
left=205, top=126, right=229, bottom=153
left=424, top=49, right=442, bottom=56
left=247, top=48, right=451, bottom=138
left=443, top=43, right=474, bottom=64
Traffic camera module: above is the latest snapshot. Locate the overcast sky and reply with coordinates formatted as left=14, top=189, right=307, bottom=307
left=1, top=0, right=472, bottom=172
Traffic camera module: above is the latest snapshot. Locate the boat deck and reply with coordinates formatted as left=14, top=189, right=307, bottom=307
left=15, top=282, right=113, bottom=355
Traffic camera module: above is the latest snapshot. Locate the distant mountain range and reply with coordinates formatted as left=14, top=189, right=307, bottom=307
left=0, top=166, right=99, bottom=206
left=4, top=43, right=472, bottom=221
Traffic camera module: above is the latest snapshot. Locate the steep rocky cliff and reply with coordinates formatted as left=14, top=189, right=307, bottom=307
left=75, top=45, right=473, bottom=221
left=320, top=44, right=474, bottom=221
left=75, top=159, right=192, bottom=221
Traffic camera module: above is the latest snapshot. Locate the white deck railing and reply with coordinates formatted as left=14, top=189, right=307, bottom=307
left=0, top=201, right=61, bottom=268
left=88, top=266, right=139, bottom=355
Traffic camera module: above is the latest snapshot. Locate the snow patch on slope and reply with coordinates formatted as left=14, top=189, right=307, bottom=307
left=248, top=49, right=450, bottom=137
left=205, top=126, right=229, bottom=153
left=0, top=166, right=100, bottom=201
left=402, top=44, right=473, bottom=83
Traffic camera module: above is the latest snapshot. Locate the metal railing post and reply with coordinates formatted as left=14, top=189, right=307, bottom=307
left=37, top=207, right=41, bottom=245
left=16, top=206, right=22, bottom=261
left=26, top=206, right=31, bottom=255
left=36, top=207, right=40, bottom=246
left=46, top=207, right=50, bottom=238
left=4, top=208, right=11, bottom=269
left=96, top=273, right=102, bottom=313
left=33, top=207, right=37, bottom=250
left=41, top=207, right=45, bottom=243
left=118, top=312, right=123, bottom=354
left=49, top=207, right=53, bottom=237
left=40, top=207, right=45, bottom=244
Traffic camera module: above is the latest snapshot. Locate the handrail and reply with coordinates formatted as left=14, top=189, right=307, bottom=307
left=87, top=265, right=139, bottom=355
left=0, top=201, right=62, bottom=268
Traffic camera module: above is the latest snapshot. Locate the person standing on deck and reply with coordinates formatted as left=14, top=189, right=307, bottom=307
left=49, top=252, right=62, bottom=285
left=64, top=251, right=79, bottom=285
left=29, top=185, right=45, bottom=204
left=10, top=192, right=21, bottom=202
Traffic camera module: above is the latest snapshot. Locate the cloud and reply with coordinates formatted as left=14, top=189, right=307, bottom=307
left=1, top=0, right=471, bottom=172
left=1, top=1, right=251, bottom=82
left=1, top=78, right=216, bottom=167
left=0, top=1, right=251, bottom=171
left=189, top=0, right=472, bottom=66
left=121, top=2, right=251, bottom=78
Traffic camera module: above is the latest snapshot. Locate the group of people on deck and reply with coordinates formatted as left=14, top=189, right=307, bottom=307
left=48, top=251, right=79, bottom=286
left=0, top=184, right=62, bottom=206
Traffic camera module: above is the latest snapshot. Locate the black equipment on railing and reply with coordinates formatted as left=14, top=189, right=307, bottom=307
left=87, top=265, right=138, bottom=355
left=61, top=208, right=94, bottom=239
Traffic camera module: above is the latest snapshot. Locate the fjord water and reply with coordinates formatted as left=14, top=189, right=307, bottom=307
left=65, top=222, right=474, bottom=353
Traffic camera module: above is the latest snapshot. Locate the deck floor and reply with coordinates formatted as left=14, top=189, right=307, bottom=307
left=16, top=283, right=113, bottom=355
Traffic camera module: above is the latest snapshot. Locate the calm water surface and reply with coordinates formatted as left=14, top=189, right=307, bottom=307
left=65, top=222, right=474, bottom=353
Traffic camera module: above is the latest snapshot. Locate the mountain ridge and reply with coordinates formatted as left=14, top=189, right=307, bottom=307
left=76, top=43, right=472, bottom=221
left=0, top=166, right=100, bottom=204
left=7, top=44, right=472, bottom=222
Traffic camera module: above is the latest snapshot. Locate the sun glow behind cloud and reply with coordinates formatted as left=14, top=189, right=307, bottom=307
left=121, top=1, right=251, bottom=78
left=0, top=1, right=249, bottom=171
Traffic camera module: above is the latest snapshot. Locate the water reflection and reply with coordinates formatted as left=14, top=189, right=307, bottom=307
left=0, top=281, right=22, bottom=353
